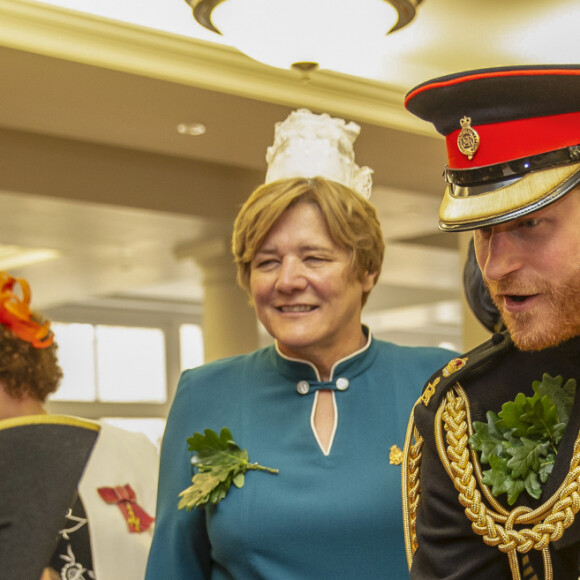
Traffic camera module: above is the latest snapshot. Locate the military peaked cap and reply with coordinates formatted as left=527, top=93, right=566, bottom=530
left=405, top=65, right=580, bottom=231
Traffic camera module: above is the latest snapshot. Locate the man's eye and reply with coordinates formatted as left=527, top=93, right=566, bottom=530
left=521, top=218, right=539, bottom=228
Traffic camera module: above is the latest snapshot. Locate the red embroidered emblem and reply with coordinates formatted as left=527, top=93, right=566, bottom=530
left=97, top=484, right=154, bottom=533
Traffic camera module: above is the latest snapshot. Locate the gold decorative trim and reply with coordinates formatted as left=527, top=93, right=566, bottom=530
left=439, top=164, right=580, bottom=230
left=402, top=398, right=424, bottom=570
left=421, top=376, right=440, bottom=406
left=0, top=413, right=100, bottom=432
left=435, top=384, right=580, bottom=580
left=442, top=356, right=468, bottom=377
left=421, top=357, right=467, bottom=407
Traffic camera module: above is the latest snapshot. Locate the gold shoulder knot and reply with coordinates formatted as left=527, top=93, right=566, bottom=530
left=421, top=357, right=468, bottom=407
left=442, top=356, right=468, bottom=377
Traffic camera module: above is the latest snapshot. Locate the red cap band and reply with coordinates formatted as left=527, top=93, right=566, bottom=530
left=446, top=111, right=580, bottom=169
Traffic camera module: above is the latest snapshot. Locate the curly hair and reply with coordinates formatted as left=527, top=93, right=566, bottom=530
left=0, top=316, right=63, bottom=402
left=232, top=177, right=385, bottom=306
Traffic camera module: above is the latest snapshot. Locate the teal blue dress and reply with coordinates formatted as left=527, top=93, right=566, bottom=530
left=146, top=332, right=453, bottom=579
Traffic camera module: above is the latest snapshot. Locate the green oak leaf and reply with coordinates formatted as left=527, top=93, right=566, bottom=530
left=524, top=471, right=542, bottom=501
left=505, top=477, right=525, bottom=506
left=496, top=392, right=531, bottom=437
left=482, top=455, right=511, bottom=496
left=482, top=455, right=525, bottom=505
left=518, top=395, right=564, bottom=448
left=471, top=373, right=575, bottom=504
left=506, top=437, right=549, bottom=479
left=470, top=411, right=507, bottom=464
left=539, top=452, right=556, bottom=483
left=178, top=427, right=278, bottom=511
left=533, top=374, right=576, bottom=425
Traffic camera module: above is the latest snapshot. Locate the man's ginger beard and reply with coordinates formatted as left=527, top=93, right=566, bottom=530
left=485, top=267, right=580, bottom=351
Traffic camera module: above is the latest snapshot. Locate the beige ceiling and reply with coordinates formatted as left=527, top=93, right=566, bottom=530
left=0, top=0, right=577, bottom=349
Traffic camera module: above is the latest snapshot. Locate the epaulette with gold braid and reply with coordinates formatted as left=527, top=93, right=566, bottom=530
left=402, top=331, right=512, bottom=570
left=420, top=330, right=512, bottom=410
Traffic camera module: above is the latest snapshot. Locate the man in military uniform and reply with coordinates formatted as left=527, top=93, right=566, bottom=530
left=402, top=65, right=580, bottom=579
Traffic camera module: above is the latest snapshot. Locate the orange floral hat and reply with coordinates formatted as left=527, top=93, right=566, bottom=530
left=0, top=272, right=53, bottom=349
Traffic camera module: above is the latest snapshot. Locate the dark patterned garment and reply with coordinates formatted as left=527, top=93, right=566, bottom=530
left=49, top=494, right=95, bottom=580
left=408, top=332, right=580, bottom=579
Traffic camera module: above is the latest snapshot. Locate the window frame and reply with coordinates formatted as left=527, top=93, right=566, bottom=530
left=44, top=299, right=202, bottom=422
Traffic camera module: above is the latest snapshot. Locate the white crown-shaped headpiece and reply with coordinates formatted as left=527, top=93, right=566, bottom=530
left=265, top=109, right=373, bottom=199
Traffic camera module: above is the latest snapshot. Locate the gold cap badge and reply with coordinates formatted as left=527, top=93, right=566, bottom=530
left=457, top=116, right=480, bottom=160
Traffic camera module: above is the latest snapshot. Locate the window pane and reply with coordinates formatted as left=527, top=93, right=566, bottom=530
left=102, top=417, right=166, bottom=449
left=95, top=325, right=167, bottom=403
left=49, top=322, right=96, bottom=402
left=180, top=324, right=204, bottom=371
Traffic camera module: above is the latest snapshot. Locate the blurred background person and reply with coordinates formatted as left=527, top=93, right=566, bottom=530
left=0, top=271, right=158, bottom=580
left=146, top=109, right=456, bottom=579
left=1, top=411, right=99, bottom=580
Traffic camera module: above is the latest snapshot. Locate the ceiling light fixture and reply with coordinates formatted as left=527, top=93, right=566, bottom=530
left=0, top=246, right=60, bottom=271
left=185, top=0, right=424, bottom=74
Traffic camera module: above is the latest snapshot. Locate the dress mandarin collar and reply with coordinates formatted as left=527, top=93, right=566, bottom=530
left=272, top=326, right=378, bottom=387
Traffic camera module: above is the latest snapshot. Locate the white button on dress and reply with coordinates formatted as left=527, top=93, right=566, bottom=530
left=296, top=380, right=310, bottom=395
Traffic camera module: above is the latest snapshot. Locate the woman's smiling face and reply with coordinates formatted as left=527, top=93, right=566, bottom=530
left=250, top=201, right=375, bottom=366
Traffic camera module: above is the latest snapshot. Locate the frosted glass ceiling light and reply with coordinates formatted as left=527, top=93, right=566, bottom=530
left=185, top=0, right=424, bottom=73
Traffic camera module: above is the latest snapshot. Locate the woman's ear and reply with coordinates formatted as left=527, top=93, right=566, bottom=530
left=362, top=270, right=378, bottom=292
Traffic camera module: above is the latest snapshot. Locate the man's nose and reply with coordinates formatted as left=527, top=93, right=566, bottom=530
left=480, top=230, right=524, bottom=281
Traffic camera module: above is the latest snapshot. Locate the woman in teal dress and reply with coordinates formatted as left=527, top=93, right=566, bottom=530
left=145, top=110, right=455, bottom=579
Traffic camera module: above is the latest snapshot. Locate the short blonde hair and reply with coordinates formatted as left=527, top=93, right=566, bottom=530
left=232, top=177, right=385, bottom=305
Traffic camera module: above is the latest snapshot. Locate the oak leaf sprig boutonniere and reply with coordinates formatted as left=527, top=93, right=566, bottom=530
left=470, top=373, right=576, bottom=505
left=178, top=427, right=279, bottom=511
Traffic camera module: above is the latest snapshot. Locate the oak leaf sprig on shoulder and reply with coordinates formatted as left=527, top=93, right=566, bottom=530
left=469, top=373, right=576, bottom=505
left=178, top=427, right=279, bottom=511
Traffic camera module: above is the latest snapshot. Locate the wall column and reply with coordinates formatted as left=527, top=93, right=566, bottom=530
left=175, top=237, right=259, bottom=362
